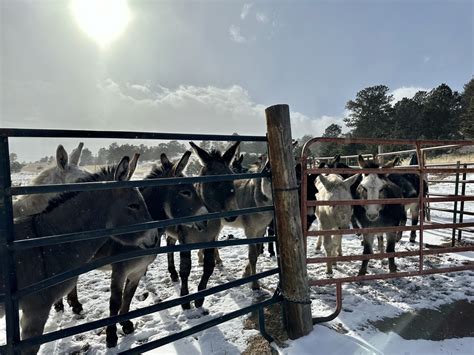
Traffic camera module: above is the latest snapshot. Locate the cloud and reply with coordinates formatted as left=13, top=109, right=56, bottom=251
left=423, top=56, right=431, bottom=63
left=240, top=3, right=253, bottom=20
left=256, top=12, right=269, bottom=24
left=229, top=25, right=246, bottom=43
left=390, top=86, right=429, bottom=103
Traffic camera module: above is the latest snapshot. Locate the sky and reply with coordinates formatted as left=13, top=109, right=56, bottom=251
left=1, top=0, right=473, bottom=161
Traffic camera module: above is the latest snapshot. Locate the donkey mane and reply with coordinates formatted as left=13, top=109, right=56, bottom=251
left=208, top=149, right=224, bottom=159
left=42, top=165, right=119, bottom=214
left=146, top=166, right=167, bottom=179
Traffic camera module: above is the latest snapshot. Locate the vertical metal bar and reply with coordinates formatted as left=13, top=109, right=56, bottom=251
left=423, top=151, right=431, bottom=221
left=416, top=142, right=424, bottom=272
left=451, top=161, right=460, bottom=246
left=301, top=158, right=308, bottom=254
left=457, top=163, right=467, bottom=242
left=0, top=136, right=21, bottom=354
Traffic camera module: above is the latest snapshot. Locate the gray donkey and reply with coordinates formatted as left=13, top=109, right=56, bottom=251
left=190, top=142, right=273, bottom=290
left=0, top=157, right=158, bottom=355
left=56, top=151, right=209, bottom=347
left=13, top=142, right=87, bottom=218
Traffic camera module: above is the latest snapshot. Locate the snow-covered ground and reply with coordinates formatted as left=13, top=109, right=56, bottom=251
left=2, top=172, right=473, bottom=354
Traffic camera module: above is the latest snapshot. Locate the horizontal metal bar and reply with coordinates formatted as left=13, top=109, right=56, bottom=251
left=426, top=162, right=474, bottom=167
left=13, top=268, right=280, bottom=351
left=306, top=167, right=420, bottom=175
left=307, top=246, right=474, bottom=264
left=304, top=137, right=472, bottom=147
left=0, top=128, right=267, bottom=142
left=307, top=222, right=474, bottom=236
left=307, top=198, right=419, bottom=207
left=309, top=265, right=474, bottom=286
left=120, top=296, right=282, bottom=354
left=10, top=172, right=271, bottom=196
left=0, top=293, right=4, bottom=303
left=12, top=206, right=274, bottom=250
left=428, top=180, right=473, bottom=184
left=427, top=207, right=474, bottom=216
left=15, top=236, right=277, bottom=298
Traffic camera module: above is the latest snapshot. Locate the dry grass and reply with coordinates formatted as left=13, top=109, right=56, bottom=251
left=425, top=153, right=474, bottom=165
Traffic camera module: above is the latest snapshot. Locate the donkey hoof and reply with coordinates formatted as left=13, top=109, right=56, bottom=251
left=251, top=282, right=260, bottom=291
left=121, top=320, right=135, bottom=335
left=106, top=326, right=118, bottom=348
left=181, top=302, right=191, bottom=310
left=389, top=265, right=398, bottom=273
left=358, top=269, right=367, bottom=276
left=409, top=237, right=416, bottom=243
left=72, top=304, right=83, bottom=315
left=170, top=274, right=179, bottom=283
left=194, top=298, right=204, bottom=308
left=54, top=302, right=64, bottom=312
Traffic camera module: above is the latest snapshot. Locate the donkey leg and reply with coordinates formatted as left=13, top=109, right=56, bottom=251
left=106, top=266, right=127, bottom=348
left=268, top=221, right=276, bottom=257
left=214, top=248, right=223, bottom=266
left=398, top=209, right=408, bottom=242
left=179, top=250, right=192, bottom=310
left=167, top=237, right=179, bottom=282
left=410, top=205, right=419, bottom=243
left=377, top=235, right=384, bottom=254
left=21, top=301, right=52, bottom=355
left=118, top=273, right=145, bottom=335
left=198, top=249, right=204, bottom=266
left=66, top=286, right=83, bottom=315
left=358, top=234, right=374, bottom=276
left=323, top=235, right=334, bottom=274
left=268, top=242, right=275, bottom=257
left=244, top=243, right=260, bottom=290
left=195, top=248, right=216, bottom=308
left=386, top=233, right=398, bottom=273
left=316, top=235, right=323, bottom=251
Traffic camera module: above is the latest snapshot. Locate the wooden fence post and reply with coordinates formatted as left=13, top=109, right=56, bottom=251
left=265, top=104, right=313, bottom=339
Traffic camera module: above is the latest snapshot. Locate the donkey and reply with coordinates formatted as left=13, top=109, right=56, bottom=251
left=144, top=152, right=221, bottom=310
left=13, top=142, right=87, bottom=218
left=386, top=153, right=428, bottom=243
left=190, top=142, right=273, bottom=290
left=0, top=157, right=158, bottom=355
left=315, top=173, right=360, bottom=274
left=354, top=155, right=405, bottom=275
left=314, top=155, right=361, bottom=251
left=59, top=151, right=210, bottom=347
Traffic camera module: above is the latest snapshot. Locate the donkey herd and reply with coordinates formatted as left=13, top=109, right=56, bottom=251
left=1, top=140, right=426, bottom=353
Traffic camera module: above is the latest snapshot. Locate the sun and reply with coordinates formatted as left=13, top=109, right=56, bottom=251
left=71, top=0, right=131, bottom=48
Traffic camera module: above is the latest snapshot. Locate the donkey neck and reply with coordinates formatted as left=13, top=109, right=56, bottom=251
left=35, top=190, right=112, bottom=257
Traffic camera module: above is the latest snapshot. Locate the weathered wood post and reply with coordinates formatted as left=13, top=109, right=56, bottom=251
left=265, top=104, right=313, bottom=339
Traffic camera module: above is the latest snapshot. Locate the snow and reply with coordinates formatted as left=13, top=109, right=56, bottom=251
left=1, top=172, right=473, bottom=354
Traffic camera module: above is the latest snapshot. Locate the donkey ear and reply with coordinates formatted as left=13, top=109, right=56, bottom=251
left=69, top=142, right=84, bottom=166
left=333, top=154, right=341, bottom=163
left=189, top=141, right=211, bottom=165
left=115, top=156, right=130, bottom=181
left=237, top=154, right=244, bottom=164
left=160, top=153, right=171, bottom=168
left=358, top=155, right=367, bottom=168
left=316, top=174, right=331, bottom=190
left=56, top=145, right=68, bottom=170
left=384, top=156, right=400, bottom=168
left=343, top=174, right=360, bottom=189
left=127, top=153, right=140, bottom=180
left=222, top=141, right=241, bottom=165
left=260, top=157, right=271, bottom=173
left=318, top=161, right=326, bottom=169
left=173, top=151, right=191, bottom=176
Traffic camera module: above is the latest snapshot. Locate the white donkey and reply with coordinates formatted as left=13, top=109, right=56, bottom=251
left=13, top=143, right=87, bottom=218
left=315, top=173, right=360, bottom=274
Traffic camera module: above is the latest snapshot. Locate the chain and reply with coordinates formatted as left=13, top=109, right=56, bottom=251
left=274, top=282, right=312, bottom=305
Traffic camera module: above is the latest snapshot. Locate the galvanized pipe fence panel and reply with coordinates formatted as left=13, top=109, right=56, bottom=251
left=0, top=128, right=282, bottom=354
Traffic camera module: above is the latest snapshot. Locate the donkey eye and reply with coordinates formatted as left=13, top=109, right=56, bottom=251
left=128, top=203, right=141, bottom=211
left=179, top=190, right=192, bottom=197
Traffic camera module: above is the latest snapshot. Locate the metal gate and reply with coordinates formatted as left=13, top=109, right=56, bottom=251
left=0, top=128, right=282, bottom=354
left=299, top=137, right=474, bottom=323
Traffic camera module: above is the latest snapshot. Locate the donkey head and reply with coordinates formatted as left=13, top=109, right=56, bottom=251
left=189, top=141, right=240, bottom=221
left=159, top=151, right=208, bottom=229
left=105, top=156, right=158, bottom=249
left=357, top=154, right=399, bottom=221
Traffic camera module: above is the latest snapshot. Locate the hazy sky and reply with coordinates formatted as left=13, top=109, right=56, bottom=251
left=1, top=0, right=472, bottom=161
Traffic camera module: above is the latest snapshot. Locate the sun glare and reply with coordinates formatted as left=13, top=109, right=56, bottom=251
left=71, top=0, right=131, bottom=48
